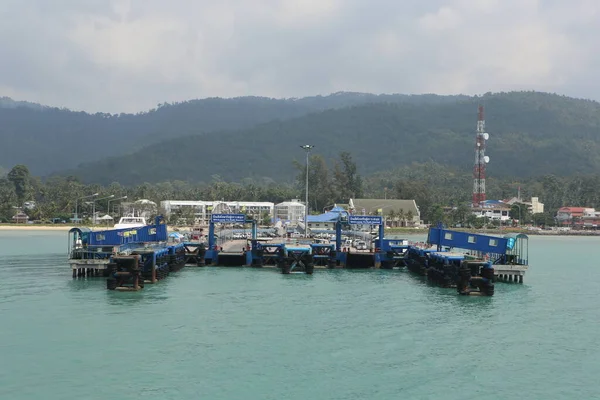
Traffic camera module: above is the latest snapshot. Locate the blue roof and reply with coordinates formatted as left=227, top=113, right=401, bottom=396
left=307, top=207, right=349, bottom=223
left=480, top=200, right=506, bottom=208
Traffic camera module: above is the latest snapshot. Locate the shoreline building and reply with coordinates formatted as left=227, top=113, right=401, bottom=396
left=470, top=200, right=511, bottom=222
left=306, top=206, right=349, bottom=231
left=160, top=200, right=274, bottom=225
left=274, top=199, right=305, bottom=226
left=504, top=196, right=544, bottom=214
left=350, top=198, right=421, bottom=227
left=471, top=200, right=511, bottom=222
left=555, top=207, right=597, bottom=227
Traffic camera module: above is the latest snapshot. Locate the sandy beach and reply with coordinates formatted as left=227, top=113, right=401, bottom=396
left=0, top=224, right=179, bottom=232
left=0, top=225, right=78, bottom=231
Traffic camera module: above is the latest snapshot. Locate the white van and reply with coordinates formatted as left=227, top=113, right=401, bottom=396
left=355, top=241, right=368, bottom=250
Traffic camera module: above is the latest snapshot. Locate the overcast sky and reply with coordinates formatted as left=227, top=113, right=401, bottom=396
left=0, top=0, right=598, bottom=113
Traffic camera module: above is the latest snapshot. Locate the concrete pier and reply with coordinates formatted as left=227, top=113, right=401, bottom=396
left=494, top=265, right=527, bottom=283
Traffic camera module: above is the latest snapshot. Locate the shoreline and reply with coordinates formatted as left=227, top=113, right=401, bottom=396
left=2, top=224, right=600, bottom=237
left=385, top=227, right=600, bottom=237
left=0, top=225, right=76, bottom=231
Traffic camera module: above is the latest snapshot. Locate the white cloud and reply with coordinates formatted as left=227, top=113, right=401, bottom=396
left=0, top=0, right=598, bottom=112
left=418, top=6, right=462, bottom=31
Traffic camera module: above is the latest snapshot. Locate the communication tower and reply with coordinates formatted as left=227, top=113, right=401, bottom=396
left=472, top=105, right=490, bottom=207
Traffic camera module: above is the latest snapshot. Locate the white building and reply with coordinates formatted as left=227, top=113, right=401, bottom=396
left=530, top=197, right=544, bottom=214
left=274, top=199, right=306, bottom=225
left=121, top=199, right=157, bottom=219
left=472, top=200, right=511, bottom=221
left=160, top=200, right=274, bottom=225
left=474, top=207, right=511, bottom=221
left=505, top=196, right=544, bottom=214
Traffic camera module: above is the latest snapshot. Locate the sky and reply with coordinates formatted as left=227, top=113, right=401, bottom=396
left=0, top=0, right=598, bottom=113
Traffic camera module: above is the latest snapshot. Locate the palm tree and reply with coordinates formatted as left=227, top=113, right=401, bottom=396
left=406, top=210, right=414, bottom=226
left=387, top=209, right=397, bottom=228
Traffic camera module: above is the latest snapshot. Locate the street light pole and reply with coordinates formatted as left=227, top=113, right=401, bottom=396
left=300, top=144, right=314, bottom=238
left=93, top=195, right=115, bottom=226
left=75, top=193, right=99, bottom=224
left=108, top=196, right=127, bottom=219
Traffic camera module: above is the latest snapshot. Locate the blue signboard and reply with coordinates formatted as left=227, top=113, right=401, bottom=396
left=348, top=216, right=383, bottom=225
left=211, top=213, right=246, bottom=223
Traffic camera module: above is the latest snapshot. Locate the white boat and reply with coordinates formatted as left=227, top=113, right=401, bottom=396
left=114, top=215, right=147, bottom=229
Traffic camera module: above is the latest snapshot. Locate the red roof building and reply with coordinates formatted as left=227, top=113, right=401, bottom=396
left=556, top=207, right=593, bottom=226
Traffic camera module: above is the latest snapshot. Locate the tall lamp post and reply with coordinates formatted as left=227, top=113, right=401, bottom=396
left=92, top=195, right=115, bottom=226
left=514, top=204, right=522, bottom=228
left=300, top=144, right=314, bottom=238
left=108, top=196, right=127, bottom=222
left=75, top=193, right=98, bottom=224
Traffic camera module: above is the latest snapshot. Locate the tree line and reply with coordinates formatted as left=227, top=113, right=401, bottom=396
left=39, top=91, right=600, bottom=186
left=3, top=156, right=600, bottom=226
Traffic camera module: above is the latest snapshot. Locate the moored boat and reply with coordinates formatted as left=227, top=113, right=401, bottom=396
left=114, top=215, right=147, bottom=229
left=68, top=216, right=166, bottom=277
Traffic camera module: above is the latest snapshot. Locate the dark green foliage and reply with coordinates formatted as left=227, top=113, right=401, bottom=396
left=54, top=91, right=600, bottom=185
left=0, top=92, right=466, bottom=176
left=293, top=152, right=364, bottom=212
left=5, top=90, right=600, bottom=224
left=3, top=159, right=600, bottom=224
left=0, top=177, right=17, bottom=222
left=333, top=152, right=363, bottom=201
left=7, top=164, right=32, bottom=204
left=0, top=174, right=299, bottom=223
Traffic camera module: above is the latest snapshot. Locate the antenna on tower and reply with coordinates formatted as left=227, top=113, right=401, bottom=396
left=472, top=105, right=489, bottom=208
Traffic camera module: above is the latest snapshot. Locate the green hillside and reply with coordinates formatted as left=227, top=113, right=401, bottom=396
left=0, top=92, right=466, bottom=175
left=61, top=91, right=600, bottom=185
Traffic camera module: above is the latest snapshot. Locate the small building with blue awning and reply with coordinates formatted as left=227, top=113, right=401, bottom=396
left=307, top=206, right=349, bottom=230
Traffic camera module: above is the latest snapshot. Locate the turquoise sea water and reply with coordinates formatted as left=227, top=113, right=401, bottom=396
left=1, top=230, right=599, bottom=399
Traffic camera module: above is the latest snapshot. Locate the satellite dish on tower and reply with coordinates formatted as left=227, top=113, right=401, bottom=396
left=483, top=132, right=489, bottom=140
left=484, top=156, right=490, bottom=163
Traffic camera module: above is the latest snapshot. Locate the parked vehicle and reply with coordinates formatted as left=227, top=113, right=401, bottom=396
left=355, top=241, right=368, bottom=250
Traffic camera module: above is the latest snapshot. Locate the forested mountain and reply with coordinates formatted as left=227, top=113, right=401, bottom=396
left=0, top=97, right=46, bottom=110
left=59, top=91, right=600, bottom=185
left=0, top=92, right=465, bottom=175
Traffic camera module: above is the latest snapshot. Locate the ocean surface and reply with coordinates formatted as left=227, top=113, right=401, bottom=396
left=1, top=230, right=599, bottom=399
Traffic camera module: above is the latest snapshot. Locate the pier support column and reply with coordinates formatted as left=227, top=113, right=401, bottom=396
left=133, top=257, right=140, bottom=290
left=72, top=269, right=76, bottom=278
left=519, top=275, right=523, bottom=283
